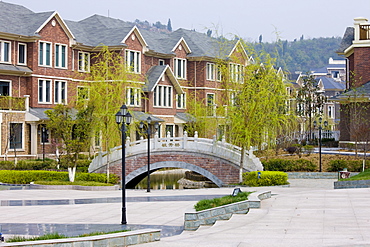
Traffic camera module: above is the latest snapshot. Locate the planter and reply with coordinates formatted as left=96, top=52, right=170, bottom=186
left=1, top=229, right=161, bottom=246
left=184, top=191, right=271, bottom=231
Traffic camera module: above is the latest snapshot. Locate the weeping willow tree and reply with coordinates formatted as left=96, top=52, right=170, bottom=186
left=76, top=46, right=140, bottom=152
left=186, top=38, right=297, bottom=181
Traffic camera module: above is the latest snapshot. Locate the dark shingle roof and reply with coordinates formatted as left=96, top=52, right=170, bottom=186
left=316, top=76, right=345, bottom=90
left=0, top=64, right=33, bottom=74
left=0, top=1, right=238, bottom=59
left=337, top=27, right=354, bottom=54
left=145, top=65, right=167, bottom=92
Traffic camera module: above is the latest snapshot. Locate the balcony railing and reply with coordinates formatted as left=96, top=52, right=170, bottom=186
left=360, top=25, right=370, bottom=40
left=0, top=96, right=26, bottom=111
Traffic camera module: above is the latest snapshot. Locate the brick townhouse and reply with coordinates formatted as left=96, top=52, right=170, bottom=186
left=0, top=1, right=249, bottom=159
left=336, top=17, right=370, bottom=146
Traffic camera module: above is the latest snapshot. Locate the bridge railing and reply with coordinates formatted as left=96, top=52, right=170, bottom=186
left=89, top=131, right=263, bottom=173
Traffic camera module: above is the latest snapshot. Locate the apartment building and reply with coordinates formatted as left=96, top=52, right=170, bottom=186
left=0, top=1, right=249, bottom=159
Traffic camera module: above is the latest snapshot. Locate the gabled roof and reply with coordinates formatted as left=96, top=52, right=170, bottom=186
left=36, top=11, right=75, bottom=40
left=122, top=26, right=148, bottom=48
left=145, top=65, right=184, bottom=94
left=172, top=37, right=191, bottom=54
left=316, top=76, right=346, bottom=91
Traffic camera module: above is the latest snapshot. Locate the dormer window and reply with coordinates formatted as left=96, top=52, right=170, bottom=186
left=0, top=40, right=11, bottom=63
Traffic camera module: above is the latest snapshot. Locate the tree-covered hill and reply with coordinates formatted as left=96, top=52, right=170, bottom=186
left=251, top=37, right=343, bottom=73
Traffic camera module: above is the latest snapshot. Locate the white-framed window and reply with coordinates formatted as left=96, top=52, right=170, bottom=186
left=39, top=41, right=52, bottom=66
left=125, top=49, right=141, bottom=73
left=176, top=93, right=186, bottom=109
left=174, top=58, right=186, bottom=79
left=230, top=92, right=237, bottom=106
left=77, top=86, right=89, bottom=101
left=229, top=63, right=244, bottom=82
left=154, top=85, right=173, bottom=107
left=0, top=40, right=11, bottom=63
left=54, top=80, right=67, bottom=104
left=18, top=43, right=27, bottom=65
left=78, top=52, right=90, bottom=72
left=328, top=105, right=335, bottom=119
left=159, top=59, right=165, bottom=66
left=126, top=87, right=141, bottom=107
left=216, top=65, right=222, bottom=81
left=207, top=93, right=215, bottom=116
left=165, top=125, right=174, bottom=137
left=38, top=79, right=52, bottom=104
left=206, top=63, right=216, bottom=81
left=55, top=44, right=67, bottom=68
left=10, top=123, right=23, bottom=150
left=0, top=80, right=11, bottom=96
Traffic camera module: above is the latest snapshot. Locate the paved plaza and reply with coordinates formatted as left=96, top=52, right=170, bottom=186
left=1, top=179, right=370, bottom=246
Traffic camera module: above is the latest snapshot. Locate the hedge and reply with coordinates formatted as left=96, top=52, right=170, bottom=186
left=327, top=160, right=369, bottom=172
left=262, top=159, right=316, bottom=172
left=0, top=170, right=119, bottom=184
left=242, top=171, right=289, bottom=187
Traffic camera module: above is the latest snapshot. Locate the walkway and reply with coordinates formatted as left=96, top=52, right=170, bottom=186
left=1, top=179, right=370, bottom=246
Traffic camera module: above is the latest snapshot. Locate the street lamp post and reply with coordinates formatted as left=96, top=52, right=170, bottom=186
left=115, top=104, right=132, bottom=225
left=139, top=117, right=159, bottom=192
left=42, top=126, right=46, bottom=161
left=314, top=117, right=328, bottom=172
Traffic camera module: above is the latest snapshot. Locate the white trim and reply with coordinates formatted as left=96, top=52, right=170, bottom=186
left=171, top=37, right=192, bottom=53
left=78, top=51, right=90, bottom=72
left=54, top=80, right=67, bottom=104
left=38, top=41, right=52, bottom=67
left=0, top=40, right=11, bottom=63
left=38, top=79, right=52, bottom=104
left=182, top=86, right=225, bottom=91
left=121, top=26, right=148, bottom=47
left=54, top=43, right=68, bottom=69
left=125, top=49, right=141, bottom=73
left=35, top=11, right=76, bottom=40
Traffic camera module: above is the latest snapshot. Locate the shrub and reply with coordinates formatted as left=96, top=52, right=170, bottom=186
left=0, top=170, right=118, bottom=184
left=262, top=159, right=316, bottom=172
left=327, top=160, right=368, bottom=172
left=286, top=146, right=297, bottom=155
left=0, top=161, right=15, bottom=170
left=242, top=171, right=289, bottom=187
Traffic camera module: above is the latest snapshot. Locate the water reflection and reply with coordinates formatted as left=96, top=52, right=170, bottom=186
left=135, top=169, right=187, bottom=190
left=135, top=169, right=217, bottom=190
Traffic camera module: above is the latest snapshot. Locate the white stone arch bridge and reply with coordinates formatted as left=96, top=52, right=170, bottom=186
left=89, top=132, right=263, bottom=187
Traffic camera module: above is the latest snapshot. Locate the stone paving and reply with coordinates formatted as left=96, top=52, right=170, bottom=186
left=1, top=179, right=370, bottom=246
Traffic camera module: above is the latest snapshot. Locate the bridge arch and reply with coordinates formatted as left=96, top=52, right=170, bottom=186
left=126, top=161, right=224, bottom=188
left=89, top=132, right=263, bottom=186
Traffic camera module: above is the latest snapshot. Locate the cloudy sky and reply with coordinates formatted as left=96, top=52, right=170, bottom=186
left=6, top=0, right=370, bottom=42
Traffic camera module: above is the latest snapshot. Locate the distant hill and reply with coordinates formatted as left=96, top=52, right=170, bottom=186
left=251, top=37, right=343, bottom=73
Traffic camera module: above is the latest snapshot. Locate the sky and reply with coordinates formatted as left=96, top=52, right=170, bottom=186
left=5, top=0, right=370, bottom=42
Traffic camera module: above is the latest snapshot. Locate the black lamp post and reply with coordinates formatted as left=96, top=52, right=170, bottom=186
left=41, top=126, right=46, bottom=161
left=115, top=104, right=132, bottom=225
left=314, top=117, right=328, bottom=172
left=139, top=117, right=159, bottom=192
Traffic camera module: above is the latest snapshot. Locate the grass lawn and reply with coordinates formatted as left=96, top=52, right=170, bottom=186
left=341, top=169, right=370, bottom=181
left=6, top=230, right=129, bottom=243
left=194, top=191, right=252, bottom=211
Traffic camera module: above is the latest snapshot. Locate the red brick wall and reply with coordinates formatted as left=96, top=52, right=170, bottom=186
left=351, top=47, right=370, bottom=87
left=107, top=151, right=240, bottom=184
